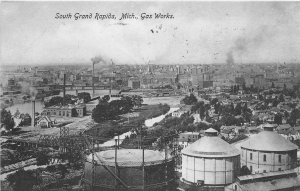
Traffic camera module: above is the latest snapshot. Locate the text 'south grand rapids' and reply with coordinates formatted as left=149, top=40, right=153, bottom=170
left=55, top=13, right=174, bottom=20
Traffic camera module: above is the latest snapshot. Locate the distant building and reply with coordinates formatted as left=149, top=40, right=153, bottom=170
left=128, top=77, right=140, bottom=89
left=42, top=104, right=86, bottom=117
left=252, top=74, right=266, bottom=89
left=177, top=132, right=200, bottom=147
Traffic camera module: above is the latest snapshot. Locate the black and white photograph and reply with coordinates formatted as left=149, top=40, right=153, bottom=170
left=1, top=1, right=300, bottom=191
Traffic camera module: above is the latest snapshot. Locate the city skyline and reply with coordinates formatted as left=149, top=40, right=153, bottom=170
left=1, top=2, right=300, bottom=66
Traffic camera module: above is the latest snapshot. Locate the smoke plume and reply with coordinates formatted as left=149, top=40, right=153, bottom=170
left=226, top=51, right=234, bottom=65
left=91, top=56, right=104, bottom=65
left=19, top=82, right=38, bottom=100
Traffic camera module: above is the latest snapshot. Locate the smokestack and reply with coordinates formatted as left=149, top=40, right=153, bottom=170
left=63, top=74, right=66, bottom=105
left=92, top=62, right=95, bottom=97
left=31, top=100, right=35, bottom=127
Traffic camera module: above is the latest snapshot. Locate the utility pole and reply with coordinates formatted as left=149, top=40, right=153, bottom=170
left=92, top=62, right=95, bottom=97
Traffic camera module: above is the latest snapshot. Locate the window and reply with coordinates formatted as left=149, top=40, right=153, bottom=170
left=59, top=111, right=61, bottom=116
left=278, top=168, right=282, bottom=171
left=263, top=154, right=266, bottom=162
left=250, top=153, right=253, bottom=160
left=279, top=155, right=281, bottom=163
left=250, top=166, right=252, bottom=172
left=263, top=170, right=266, bottom=173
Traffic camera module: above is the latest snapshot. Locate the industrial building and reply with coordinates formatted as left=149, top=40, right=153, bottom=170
left=42, top=104, right=86, bottom=117
left=225, top=169, right=300, bottom=191
left=83, top=149, right=175, bottom=191
left=128, top=77, right=141, bottom=89
left=241, top=124, right=298, bottom=174
left=181, top=128, right=240, bottom=186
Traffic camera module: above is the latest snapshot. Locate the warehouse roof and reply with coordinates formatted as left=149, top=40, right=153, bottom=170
left=241, top=126, right=298, bottom=152
left=235, top=170, right=300, bottom=191
left=181, top=128, right=240, bottom=157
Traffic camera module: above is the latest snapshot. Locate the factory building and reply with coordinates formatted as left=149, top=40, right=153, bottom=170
left=181, top=128, right=240, bottom=186
left=241, top=124, right=298, bottom=174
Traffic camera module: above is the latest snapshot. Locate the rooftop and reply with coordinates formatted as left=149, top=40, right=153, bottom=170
left=88, top=149, right=169, bottom=166
left=181, top=128, right=240, bottom=157
left=241, top=127, right=298, bottom=152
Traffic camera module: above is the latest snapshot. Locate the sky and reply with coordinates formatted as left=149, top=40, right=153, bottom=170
left=1, top=1, right=300, bottom=65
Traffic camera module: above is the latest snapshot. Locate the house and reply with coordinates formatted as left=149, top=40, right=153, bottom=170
left=276, top=124, right=291, bottom=134
left=37, top=116, right=55, bottom=128
left=177, top=132, right=200, bottom=148
left=247, top=126, right=260, bottom=134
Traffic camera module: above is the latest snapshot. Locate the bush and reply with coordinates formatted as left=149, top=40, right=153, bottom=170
left=181, top=94, right=198, bottom=105
left=7, top=169, right=37, bottom=191
left=36, top=151, right=50, bottom=166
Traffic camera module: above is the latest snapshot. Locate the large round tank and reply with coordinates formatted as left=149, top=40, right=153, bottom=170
left=83, top=149, right=175, bottom=191
left=181, top=128, right=240, bottom=186
left=241, top=124, right=298, bottom=174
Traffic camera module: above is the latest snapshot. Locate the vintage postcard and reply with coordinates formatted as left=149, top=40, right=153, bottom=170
left=1, top=1, right=300, bottom=191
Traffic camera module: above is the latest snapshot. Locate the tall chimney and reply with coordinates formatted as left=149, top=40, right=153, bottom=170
left=63, top=73, right=66, bottom=105
left=31, top=100, right=35, bottom=127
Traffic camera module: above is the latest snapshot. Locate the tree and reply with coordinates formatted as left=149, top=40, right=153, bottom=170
left=288, top=109, right=300, bottom=127
left=191, top=101, right=204, bottom=113
left=233, top=85, right=237, bottom=93
left=234, top=103, right=242, bottom=116
left=272, top=99, right=279, bottom=107
left=78, top=92, right=91, bottom=103
left=44, top=94, right=76, bottom=107
left=222, top=114, right=238, bottom=126
left=210, top=98, right=218, bottom=106
left=199, top=104, right=206, bottom=120
left=181, top=94, right=198, bottom=105
left=271, top=82, right=275, bottom=88
left=71, top=108, right=78, bottom=117
left=214, top=102, right=220, bottom=114
left=92, top=102, right=112, bottom=123
left=120, top=96, right=134, bottom=113
left=279, top=94, right=285, bottom=102
left=131, top=95, right=143, bottom=108
left=274, top=113, right=283, bottom=125
left=57, top=164, right=68, bottom=179
left=1, top=109, right=15, bottom=131
left=19, top=113, right=31, bottom=126
left=36, top=151, right=50, bottom=166
left=44, top=96, right=63, bottom=107
left=7, top=169, right=37, bottom=191
left=102, top=95, right=110, bottom=102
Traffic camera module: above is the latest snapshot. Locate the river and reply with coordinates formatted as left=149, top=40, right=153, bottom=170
left=144, top=107, right=180, bottom=127
left=5, top=89, right=121, bottom=115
